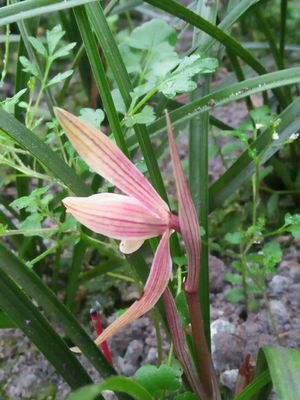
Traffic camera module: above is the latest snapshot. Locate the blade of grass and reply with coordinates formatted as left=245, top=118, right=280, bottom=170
left=0, top=0, right=97, bottom=26
left=0, top=109, right=91, bottom=196
left=234, top=370, right=271, bottom=400
left=209, top=97, right=300, bottom=211
left=148, top=67, right=300, bottom=137
left=189, top=0, right=217, bottom=350
left=0, top=266, right=95, bottom=390
left=0, top=241, right=117, bottom=380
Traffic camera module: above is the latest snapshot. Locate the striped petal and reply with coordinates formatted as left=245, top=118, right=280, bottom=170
left=94, top=230, right=172, bottom=345
left=55, top=108, right=169, bottom=220
left=63, top=193, right=168, bottom=245
left=166, top=112, right=200, bottom=292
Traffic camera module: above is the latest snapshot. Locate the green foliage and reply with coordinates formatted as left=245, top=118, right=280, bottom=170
left=1, top=1, right=300, bottom=398
left=134, top=365, right=180, bottom=397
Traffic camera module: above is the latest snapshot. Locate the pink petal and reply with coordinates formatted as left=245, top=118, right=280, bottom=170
left=63, top=193, right=168, bottom=242
left=163, top=289, right=205, bottom=398
left=55, top=108, right=169, bottom=220
left=166, top=112, right=200, bottom=292
left=95, top=230, right=172, bottom=344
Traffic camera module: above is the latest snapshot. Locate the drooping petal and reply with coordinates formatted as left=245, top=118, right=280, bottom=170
left=55, top=108, right=169, bottom=220
left=166, top=111, right=200, bottom=292
left=94, top=230, right=172, bottom=345
left=63, top=193, right=168, bottom=244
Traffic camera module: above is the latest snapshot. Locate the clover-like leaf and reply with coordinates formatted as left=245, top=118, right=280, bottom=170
left=79, top=108, right=105, bottom=128
left=134, top=365, right=180, bottom=397
left=125, top=106, right=156, bottom=127
left=127, top=19, right=177, bottom=50
left=159, top=54, right=218, bottom=98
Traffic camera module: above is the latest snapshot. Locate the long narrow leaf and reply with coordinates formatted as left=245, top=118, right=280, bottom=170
left=209, top=97, right=300, bottom=211
left=148, top=68, right=300, bottom=137
left=0, top=266, right=94, bottom=390
left=0, top=0, right=97, bottom=26
left=0, top=241, right=116, bottom=379
left=67, top=376, right=153, bottom=400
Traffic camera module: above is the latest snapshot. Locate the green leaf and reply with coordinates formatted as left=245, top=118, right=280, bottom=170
left=127, top=19, right=177, bottom=50
left=262, top=241, right=282, bottom=269
left=145, top=42, right=179, bottom=81
left=28, top=36, right=47, bottom=57
left=0, top=0, right=98, bottom=27
left=0, top=268, right=93, bottom=389
left=224, top=232, right=242, bottom=245
left=119, top=43, right=142, bottom=74
left=46, top=24, right=65, bottom=55
left=19, top=55, right=39, bottom=77
left=284, top=213, right=300, bottom=225
left=257, top=347, right=300, bottom=400
left=0, top=88, right=27, bottom=113
left=159, top=54, right=218, bottom=98
left=134, top=365, right=180, bottom=396
left=0, top=310, right=16, bottom=328
left=175, top=392, right=198, bottom=400
left=20, top=214, right=43, bottom=233
left=67, top=376, right=153, bottom=400
left=286, top=226, right=300, bottom=239
left=47, top=70, right=73, bottom=87
left=224, top=273, right=243, bottom=285
left=175, top=291, right=190, bottom=326
left=80, top=108, right=105, bottom=128
left=125, top=106, right=156, bottom=127
left=0, top=108, right=91, bottom=197
left=51, top=42, right=77, bottom=60
left=221, top=140, right=245, bottom=156
left=226, top=287, right=244, bottom=303
left=234, top=370, right=271, bottom=400
left=0, top=241, right=116, bottom=380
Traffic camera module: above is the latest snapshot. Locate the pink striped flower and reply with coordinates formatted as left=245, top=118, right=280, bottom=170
left=55, top=108, right=181, bottom=345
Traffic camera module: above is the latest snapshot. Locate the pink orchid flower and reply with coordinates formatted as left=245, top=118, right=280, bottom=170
left=55, top=108, right=181, bottom=346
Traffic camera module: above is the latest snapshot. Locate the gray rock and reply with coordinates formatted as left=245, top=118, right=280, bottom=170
left=288, top=265, right=300, bottom=283
left=220, top=369, right=239, bottom=391
left=270, top=300, right=290, bottom=325
left=144, top=347, right=157, bottom=364
left=209, top=255, right=226, bottom=293
left=123, top=339, right=144, bottom=366
left=211, top=319, right=235, bottom=338
left=116, top=357, right=136, bottom=377
left=212, top=333, right=245, bottom=373
left=269, top=275, right=291, bottom=293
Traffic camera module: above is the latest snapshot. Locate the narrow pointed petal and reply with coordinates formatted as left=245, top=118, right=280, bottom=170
left=55, top=108, right=168, bottom=219
left=95, top=230, right=172, bottom=345
left=163, top=289, right=206, bottom=399
left=63, top=193, right=168, bottom=241
left=166, top=112, right=200, bottom=292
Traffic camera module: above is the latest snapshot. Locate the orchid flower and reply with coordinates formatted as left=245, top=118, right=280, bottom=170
left=55, top=108, right=181, bottom=346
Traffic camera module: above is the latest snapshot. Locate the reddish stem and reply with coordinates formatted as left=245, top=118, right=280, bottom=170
left=90, top=308, right=113, bottom=365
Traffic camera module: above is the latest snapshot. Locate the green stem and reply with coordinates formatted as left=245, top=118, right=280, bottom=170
left=27, top=59, right=51, bottom=129
left=0, top=0, right=10, bottom=85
